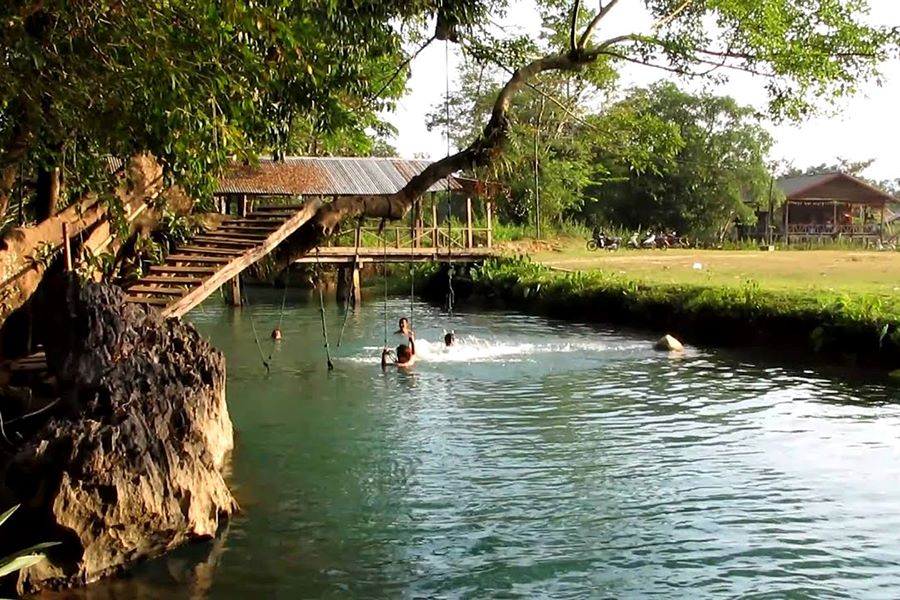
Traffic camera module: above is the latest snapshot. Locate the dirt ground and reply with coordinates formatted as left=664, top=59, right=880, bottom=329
left=533, top=241, right=900, bottom=297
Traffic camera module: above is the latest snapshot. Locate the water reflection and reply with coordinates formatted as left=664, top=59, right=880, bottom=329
left=55, top=292, right=900, bottom=598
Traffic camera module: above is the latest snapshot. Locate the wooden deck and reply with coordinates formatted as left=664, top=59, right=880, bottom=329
left=294, top=246, right=497, bottom=264
left=123, top=200, right=321, bottom=318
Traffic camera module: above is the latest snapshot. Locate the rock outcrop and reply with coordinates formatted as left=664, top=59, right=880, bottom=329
left=1, top=275, right=236, bottom=595
left=654, top=334, right=685, bottom=352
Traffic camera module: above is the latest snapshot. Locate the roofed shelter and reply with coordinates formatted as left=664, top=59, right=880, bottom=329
left=767, top=172, right=895, bottom=244
left=215, top=157, right=496, bottom=249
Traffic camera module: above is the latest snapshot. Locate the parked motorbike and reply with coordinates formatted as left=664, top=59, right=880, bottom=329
left=586, top=231, right=621, bottom=251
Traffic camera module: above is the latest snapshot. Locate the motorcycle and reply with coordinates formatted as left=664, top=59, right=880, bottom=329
left=586, top=231, right=621, bottom=251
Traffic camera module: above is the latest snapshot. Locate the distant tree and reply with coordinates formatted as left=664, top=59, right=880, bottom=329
left=783, top=158, right=876, bottom=177
left=585, top=83, right=774, bottom=240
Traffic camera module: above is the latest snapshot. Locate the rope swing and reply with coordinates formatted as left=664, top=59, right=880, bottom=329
left=337, top=217, right=364, bottom=348
left=444, top=38, right=455, bottom=317
left=241, top=278, right=271, bottom=375
left=314, top=247, right=335, bottom=371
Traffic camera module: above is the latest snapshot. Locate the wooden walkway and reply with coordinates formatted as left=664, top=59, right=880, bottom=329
left=295, top=246, right=496, bottom=264
left=123, top=200, right=321, bottom=318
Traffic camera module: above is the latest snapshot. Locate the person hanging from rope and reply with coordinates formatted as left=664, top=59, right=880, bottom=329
left=271, top=328, right=282, bottom=341
left=382, top=331, right=416, bottom=369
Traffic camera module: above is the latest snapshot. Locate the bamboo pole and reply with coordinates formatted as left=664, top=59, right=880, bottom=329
left=486, top=201, right=493, bottom=248
left=465, top=196, right=473, bottom=248
left=432, top=194, right=438, bottom=248
left=62, top=223, right=73, bottom=272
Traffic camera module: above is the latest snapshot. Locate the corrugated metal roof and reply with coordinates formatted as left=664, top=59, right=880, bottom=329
left=777, top=173, right=840, bottom=198
left=777, top=172, right=896, bottom=205
left=217, top=157, right=461, bottom=196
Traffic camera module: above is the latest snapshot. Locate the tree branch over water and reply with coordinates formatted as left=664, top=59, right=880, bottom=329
left=279, top=0, right=898, bottom=261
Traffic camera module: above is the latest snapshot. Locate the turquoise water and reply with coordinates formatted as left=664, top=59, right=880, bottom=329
left=79, top=289, right=900, bottom=599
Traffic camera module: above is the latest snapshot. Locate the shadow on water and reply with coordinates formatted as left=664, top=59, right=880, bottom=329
left=53, top=289, right=900, bottom=598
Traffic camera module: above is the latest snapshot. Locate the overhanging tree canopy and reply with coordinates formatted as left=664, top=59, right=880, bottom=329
left=283, top=0, right=897, bottom=259
left=1, top=0, right=896, bottom=260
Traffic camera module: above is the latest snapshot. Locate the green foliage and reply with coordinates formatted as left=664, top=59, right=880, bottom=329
left=0, top=504, right=58, bottom=580
left=0, top=0, right=503, bottom=206
left=463, top=256, right=900, bottom=359
left=586, top=82, right=775, bottom=239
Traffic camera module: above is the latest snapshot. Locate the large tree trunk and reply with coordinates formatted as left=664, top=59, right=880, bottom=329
left=278, top=52, right=594, bottom=264
left=34, top=165, right=60, bottom=222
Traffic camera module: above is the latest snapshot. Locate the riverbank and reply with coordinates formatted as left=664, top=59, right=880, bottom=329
left=416, top=258, right=900, bottom=374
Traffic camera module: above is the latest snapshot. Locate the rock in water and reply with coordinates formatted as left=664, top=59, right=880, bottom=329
left=654, top=334, right=685, bottom=352
left=6, top=275, right=236, bottom=594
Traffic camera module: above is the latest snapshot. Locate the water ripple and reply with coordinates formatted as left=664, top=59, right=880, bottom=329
left=102, top=295, right=900, bottom=599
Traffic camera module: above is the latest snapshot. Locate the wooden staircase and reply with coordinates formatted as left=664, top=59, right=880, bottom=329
left=124, top=200, right=321, bottom=318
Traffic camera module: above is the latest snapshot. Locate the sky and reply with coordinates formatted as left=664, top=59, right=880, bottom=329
left=382, top=0, right=900, bottom=181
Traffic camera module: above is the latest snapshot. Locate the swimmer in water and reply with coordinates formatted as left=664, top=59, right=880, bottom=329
left=271, top=328, right=282, bottom=341
left=382, top=332, right=416, bottom=369
left=395, top=317, right=413, bottom=338
left=444, top=331, right=456, bottom=347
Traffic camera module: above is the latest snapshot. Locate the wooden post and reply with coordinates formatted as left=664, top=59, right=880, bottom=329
left=352, top=262, right=362, bottom=307
left=226, top=276, right=242, bottom=307
left=465, top=196, right=473, bottom=248
left=395, top=227, right=400, bottom=248
left=336, top=266, right=350, bottom=304
left=832, top=201, right=838, bottom=232
left=62, top=223, right=73, bottom=272
left=486, top=201, right=493, bottom=249
left=413, top=200, right=423, bottom=248
left=783, top=200, right=790, bottom=246
left=432, top=194, right=438, bottom=248
left=238, top=194, right=248, bottom=217
left=880, top=203, right=886, bottom=244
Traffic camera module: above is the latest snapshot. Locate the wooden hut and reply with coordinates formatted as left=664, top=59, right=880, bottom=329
left=752, top=172, right=896, bottom=244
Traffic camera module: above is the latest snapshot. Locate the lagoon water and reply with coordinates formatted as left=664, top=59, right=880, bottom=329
left=79, top=289, right=900, bottom=599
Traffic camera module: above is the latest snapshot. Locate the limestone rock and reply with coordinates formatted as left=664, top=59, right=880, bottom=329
left=654, top=334, right=685, bottom=352
left=4, top=275, right=236, bottom=595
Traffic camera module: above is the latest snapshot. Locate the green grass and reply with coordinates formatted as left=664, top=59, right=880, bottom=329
left=532, top=238, right=900, bottom=300
left=445, top=257, right=900, bottom=366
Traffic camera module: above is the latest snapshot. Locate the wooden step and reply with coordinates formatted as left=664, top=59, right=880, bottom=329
left=252, top=204, right=306, bottom=212
left=176, top=246, right=245, bottom=256
left=192, top=235, right=261, bottom=246
left=138, top=275, right=205, bottom=285
left=124, top=296, right=170, bottom=306
left=216, top=225, right=276, bottom=233
left=128, top=286, right=189, bottom=296
left=149, top=265, right=219, bottom=274
left=165, top=254, right=231, bottom=264
left=223, top=217, right=286, bottom=224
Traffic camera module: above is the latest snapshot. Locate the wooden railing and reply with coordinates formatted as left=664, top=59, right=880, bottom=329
left=327, top=224, right=493, bottom=250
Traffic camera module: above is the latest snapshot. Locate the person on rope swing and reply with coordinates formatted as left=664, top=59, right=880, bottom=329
left=382, top=332, right=416, bottom=369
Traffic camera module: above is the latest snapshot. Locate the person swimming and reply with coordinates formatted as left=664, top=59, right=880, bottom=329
left=382, top=332, right=416, bottom=369
left=395, top=317, right=413, bottom=337
left=444, top=331, right=456, bottom=347
left=271, top=328, right=282, bottom=341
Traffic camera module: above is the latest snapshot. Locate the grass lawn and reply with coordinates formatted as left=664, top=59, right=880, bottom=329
left=531, top=239, right=900, bottom=299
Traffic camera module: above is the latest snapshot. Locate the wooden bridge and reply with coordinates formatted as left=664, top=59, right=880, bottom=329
left=121, top=197, right=498, bottom=317
left=122, top=201, right=322, bottom=318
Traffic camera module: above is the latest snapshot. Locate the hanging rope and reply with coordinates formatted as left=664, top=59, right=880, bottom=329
left=446, top=266, right=455, bottom=315
left=314, top=247, right=335, bottom=371
left=265, top=266, right=291, bottom=363
left=338, top=217, right=364, bottom=348
left=241, top=279, right=271, bottom=375
left=444, top=39, right=453, bottom=259
left=377, top=219, right=389, bottom=350
left=409, top=201, right=416, bottom=329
